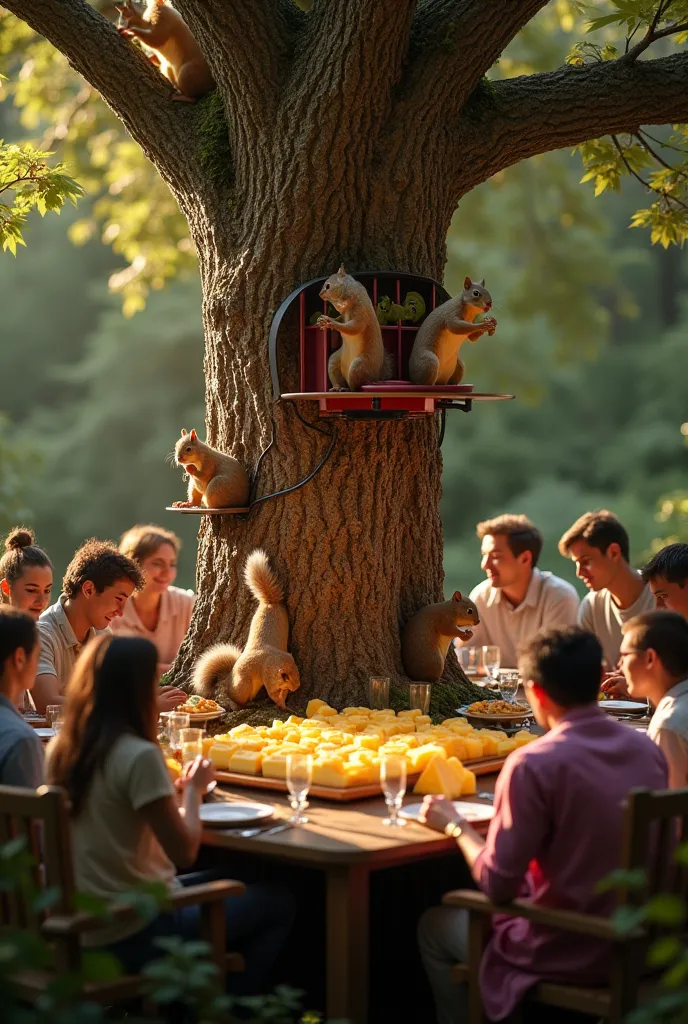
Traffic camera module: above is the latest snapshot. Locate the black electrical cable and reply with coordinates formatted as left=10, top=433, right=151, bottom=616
left=438, top=406, right=447, bottom=448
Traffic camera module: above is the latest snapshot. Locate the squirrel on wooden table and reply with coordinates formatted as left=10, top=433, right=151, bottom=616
left=173, top=429, right=249, bottom=509
left=401, top=591, right=480, bottom=683
left=409, top=278, right=497, bottom=386
left=192, top=550, right=301, bottom=710
left=317, top=265, right=394, bottom=390
left=115, top=0, right=215, bottom=102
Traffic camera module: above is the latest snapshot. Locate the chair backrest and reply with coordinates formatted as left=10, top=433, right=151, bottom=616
left=621, top=787, right=688, bottom=905
left=0, top=784, right=75, bottom=929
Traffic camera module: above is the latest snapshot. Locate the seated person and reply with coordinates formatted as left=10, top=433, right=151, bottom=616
left=457, top=514, right=579, bottom=668
left=641, top=543, right=688, bottom=618
left=35, top=539, right=185, bottom=715
left=559, top=509, right=653, bottom=668
left=418, top=626, right=667, bottom=1024
left=620, top=610, right=688, bottom=787
left=0, top=527, right=53, bottom=711
left=46, top=635, right=295, bottom=993
left=0, top=607, right=44, bottom=787
left=111, top=524, right=194, bottom=678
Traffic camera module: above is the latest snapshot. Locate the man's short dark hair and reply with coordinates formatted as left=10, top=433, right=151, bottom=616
left=518, top=626, right=603, bottom=707
left=641, top=543, right=688, bottom=586
left=0, top=606, right=37, bottom=667
left=558, top=510, right=630, bottom=562
left=623, top=611, right=688, bottom=679
left=476, top=514, right=543, bottom=568
left=63, top=539, right=144, bottom=599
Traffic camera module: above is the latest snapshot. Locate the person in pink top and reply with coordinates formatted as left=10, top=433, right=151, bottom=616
left=418, top=625, right=667, bottom=1024
left=111, top=525, right=195, bottom=679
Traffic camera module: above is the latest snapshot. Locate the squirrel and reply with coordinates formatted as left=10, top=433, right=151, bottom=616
left=172, top=429, right=250, bottom=509
left=317, top=265, right=394, bottom=390
left=401, top=591, right=480, bottom=683
left=408, top=278, right=497, bottom=386
left=192, top=549, right=301, bottom=710
left=115, top=0, right=215, bottom=102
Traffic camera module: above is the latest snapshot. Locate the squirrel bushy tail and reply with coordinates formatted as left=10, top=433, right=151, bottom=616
left=244, top=549, right=283, bottom=605
left=191, top=643, right=242, bottom=697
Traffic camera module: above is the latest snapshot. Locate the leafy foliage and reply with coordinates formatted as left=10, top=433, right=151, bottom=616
left=0, top=137, right=83, bottom=253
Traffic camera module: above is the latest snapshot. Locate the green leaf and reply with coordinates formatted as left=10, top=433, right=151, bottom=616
left=648, top=935, right=684, bottom=967
left=645, top=894, right=687, bottom=927
left=80, top=950, right=123, bottom=982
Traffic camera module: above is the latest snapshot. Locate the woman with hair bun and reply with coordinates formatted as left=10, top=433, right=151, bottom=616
left=112, top=524, right=194, bottom=677
left=0, top=528, right=53, bottom=621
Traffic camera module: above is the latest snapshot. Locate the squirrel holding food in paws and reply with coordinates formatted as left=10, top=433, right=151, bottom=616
left=317, top=265, right=394, bottom=390
left=115, top=0, right=215, bottom=102
left=173, top=429, right=249, bottom=509
left=409, top=278, right=496, bottom=386
left=401, top=592, right=479, bottom=683
left=192, top=550, right=301, bottom=710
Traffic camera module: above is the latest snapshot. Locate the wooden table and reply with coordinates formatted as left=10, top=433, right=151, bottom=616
left=202, top=781, right=496, bottom=1023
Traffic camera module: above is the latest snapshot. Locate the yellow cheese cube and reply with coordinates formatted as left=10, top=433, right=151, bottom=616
left=312, top=759, right=347, bottom=788
left=165, top=757, right=182, bottom=781
left=286, top=715, right=304, bottom=725
left=317, top=705, right=338, bottom=718
left=202, top=737, right=215, bottom=757
left=513, top=731, right=535, bottom=747
left=476, top=732, right=500, bottom=756
left=355, top=733, right=383, bottom=750
left=227, top=749, right=263, bottom=774
left=306, top=699, right=327, bottom=718
left=394, top=720, right=417, bottom=734
left=229, top=723, right=256, bottom=738
left=415, top=715, right=432, bottom=726
left=463, top=737, right=484, bottom=760
left=406, top=744, right=447, bottom=772
left=413, top=755, right=463, bottom=798
left=497, top=739, right=518, bottom=755
left=461, top=767, right=477, bottom=796
left=208, top=743, right=237, bottom=769
left=298, top=736, right=319, bottom=751
left=397, top=709, right=422, bottom=720
left=441, top=717, right=471, bottom=730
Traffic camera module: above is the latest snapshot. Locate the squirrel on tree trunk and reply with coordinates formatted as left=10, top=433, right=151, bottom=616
left=317, top=265, right=394, bottom=390
left=192, top=550, right=301, bottom=710
left=172, top=429, right=249, bottom=509
left=401, top=591, right=479, bottom=683
left=115, top=0, right=215, bottom=102
left=409, top=278, right=497, bottom=386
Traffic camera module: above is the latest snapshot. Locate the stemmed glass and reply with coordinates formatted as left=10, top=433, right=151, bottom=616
left=286, top=753, right=312, bottom=824
left=46, top=705, right=63, bottom=734
left=381, top=754, right=407, bottom=828
left=498, top=670, right=520, bottom=704
left=482, top=646, right=501, bottom=687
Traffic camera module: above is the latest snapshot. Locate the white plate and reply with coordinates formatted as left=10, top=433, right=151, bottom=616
left=400, top=800, right=496, bottom=825
left=599, top=700, right=647, bottom=714
left=199, top=801, right=274, bottom=827
left=35, top=727, right=55, bottom=739
left=162, top=708, right=226, bottom=722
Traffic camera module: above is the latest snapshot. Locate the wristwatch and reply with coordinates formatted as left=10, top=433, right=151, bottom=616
left=444, top=819, right=463, bottom=839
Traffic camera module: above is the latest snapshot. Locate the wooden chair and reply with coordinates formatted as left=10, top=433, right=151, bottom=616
left=443, top=786, right=688, bottom=1024
left=0, top=784, right=245, bottom=1007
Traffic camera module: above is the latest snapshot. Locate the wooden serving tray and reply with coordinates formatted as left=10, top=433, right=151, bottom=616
left=216, top=755, right=506, bottom=802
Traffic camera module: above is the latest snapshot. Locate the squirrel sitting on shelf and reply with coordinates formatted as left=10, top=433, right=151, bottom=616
left=401, top=591, right=479, bottom=683
left=192, top=550, right=301, bottom=710
left=317, top=265, right=394, bottom=390
left=173, top=429, right=249, bottom=509
left=115, top=0, right=215, bottom=102
left=408, top=278, right=497, bottom=386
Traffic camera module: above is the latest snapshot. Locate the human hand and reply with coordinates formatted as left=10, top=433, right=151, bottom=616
left=600, top=673, right=631, bottom=699
left=183, top=756, right=216, bottom=794
left=156, top=686, right=187, bottom=712
left=418, top=795, right=463, bottom=834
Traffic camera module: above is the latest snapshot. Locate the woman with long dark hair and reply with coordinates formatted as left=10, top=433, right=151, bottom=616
left=47, top=635, right=294, bottom=992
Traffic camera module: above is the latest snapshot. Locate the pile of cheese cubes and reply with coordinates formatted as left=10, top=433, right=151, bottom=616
left=206, top=698, right=535, bottom=795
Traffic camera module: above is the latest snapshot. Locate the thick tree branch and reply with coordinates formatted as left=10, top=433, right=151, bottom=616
left=453, top=52, right=688, bottom=195
left=1, top=0, right=199, bottom=189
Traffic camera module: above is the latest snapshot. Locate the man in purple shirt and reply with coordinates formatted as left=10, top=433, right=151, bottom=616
left=418, top=626, right=667, bottom=1024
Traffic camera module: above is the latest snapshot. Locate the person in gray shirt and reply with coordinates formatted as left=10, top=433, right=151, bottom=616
left=0, top=606, right=44, bottom=788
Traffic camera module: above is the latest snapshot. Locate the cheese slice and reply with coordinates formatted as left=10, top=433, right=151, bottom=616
left=306, top=699, right=327, bottom=718
left=227, top=749, right=263, bottom=774
left=413, top=755, right=463, bottom=798
left=208, top=743, right=238, bottom=769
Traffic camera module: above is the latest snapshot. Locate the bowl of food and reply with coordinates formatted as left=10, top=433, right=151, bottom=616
left=457, top=699, right=532, bottom=731
left=169, top=695, right=226, bottom=721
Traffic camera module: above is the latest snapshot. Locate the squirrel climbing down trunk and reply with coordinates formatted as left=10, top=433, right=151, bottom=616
left=192, top=550, right=301, bottom=710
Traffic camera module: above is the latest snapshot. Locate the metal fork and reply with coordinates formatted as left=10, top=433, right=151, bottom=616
left=227, top=822, right=293, bottom=838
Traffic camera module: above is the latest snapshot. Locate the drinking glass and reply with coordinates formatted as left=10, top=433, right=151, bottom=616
left=286, top=753, right=312, bottom=824
left=381, top=754, right=407, bottom=828
left=482, top=646, right=501, bottom=686
left=367, top=677, right=390, bottom=710
left=46, top=705, right=63, bottom=733
left=409, top=683, right=431, bottom=714
left=180, top=728, right=204, bottom=767
left=498, top=670, right=520, bottom=704
left=456, top=646, right=483, bottom=678
left=167, top=712, right=190, bottom=762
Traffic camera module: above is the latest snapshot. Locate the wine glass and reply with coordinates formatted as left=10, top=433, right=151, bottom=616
left=46, top=705, right=63, bottom=734
left=286, top=753, right=312, bottom=824
left=498, top=670, right=520, bottom=704
left=482, top=646, right=501, bottom=687
left=456, top=646, right=483, bottom=678
left=381, top=754, right=407, bottom=828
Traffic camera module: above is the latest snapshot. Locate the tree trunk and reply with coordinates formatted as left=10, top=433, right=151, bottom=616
left=172, top=168, right=482, bottom=723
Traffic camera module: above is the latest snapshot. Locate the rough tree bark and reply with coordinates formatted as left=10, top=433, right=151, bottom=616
left=6, top=0, right=688, bottom=722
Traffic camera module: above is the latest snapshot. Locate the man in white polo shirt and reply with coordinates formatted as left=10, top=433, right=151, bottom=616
left=559, top=509, right=654, bottom=669
left=457, top=514, right=579, bottom=668
left=34, top=539, right=144, bottom=715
